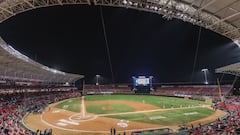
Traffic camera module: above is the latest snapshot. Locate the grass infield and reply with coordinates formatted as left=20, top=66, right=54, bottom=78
left=56, top=98, right=82, bottom=112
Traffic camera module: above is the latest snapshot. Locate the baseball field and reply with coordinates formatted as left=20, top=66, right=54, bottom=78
left=23, top=95, right=227, bottom=135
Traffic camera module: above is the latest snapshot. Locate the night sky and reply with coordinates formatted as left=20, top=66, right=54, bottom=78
left=0, top=5, right=239, bottom=84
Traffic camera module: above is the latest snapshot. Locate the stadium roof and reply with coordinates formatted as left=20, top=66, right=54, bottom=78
left=0, top=37, right=84, bottom=83
left=216, top=63, right=240, bottom=76
left=0, top=0, right=239, bottom=43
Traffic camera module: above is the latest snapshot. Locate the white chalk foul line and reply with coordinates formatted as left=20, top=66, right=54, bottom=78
left=52, top=110, right=61, bottom=113
left=59, top=119, right=79, bottom=125
left=183, top=112, right=199, bottom=116
left=56, top=122, right=67, bottom=126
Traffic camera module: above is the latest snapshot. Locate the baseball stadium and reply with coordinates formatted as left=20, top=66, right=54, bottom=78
left=1, top=0, right=240, bottom=135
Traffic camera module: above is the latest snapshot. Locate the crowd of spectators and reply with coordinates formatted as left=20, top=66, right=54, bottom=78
left=0, top=88, right=81, bottom=135
left=151, top=85, right=232, bottom=100
left=1, top=85, right=240, bottom=135
left=184, top=96, right=240, bottom=135
left=84, top=85, right=134, bottom=94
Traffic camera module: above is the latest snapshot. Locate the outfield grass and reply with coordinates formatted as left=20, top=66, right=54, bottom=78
left=107, top=108, right=214, bottom=125
left=87, top=104, right=134, bottom=114
left=86, top=95, right=205, bottom=108
left=55, top=96, right=214, bottom=126
left=56, top=98, right=81, bottom=113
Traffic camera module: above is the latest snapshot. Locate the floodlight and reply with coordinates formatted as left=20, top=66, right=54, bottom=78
left=96, top=75, right=100, bottom=85
left=201, top=68, right=208, bottom=85
left=201, top=68, right=208, bottom=72
left=234, top=40, right=240, bottom=47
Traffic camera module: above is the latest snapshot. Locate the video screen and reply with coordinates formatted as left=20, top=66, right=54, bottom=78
left=133, top=76, right=150, bottom=86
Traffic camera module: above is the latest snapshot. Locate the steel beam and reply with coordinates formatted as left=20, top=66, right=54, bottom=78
left=207, top=12, right=240, bottom=28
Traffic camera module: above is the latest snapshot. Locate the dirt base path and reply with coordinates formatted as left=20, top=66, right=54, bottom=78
left=185, top=109, right=227, bottom=127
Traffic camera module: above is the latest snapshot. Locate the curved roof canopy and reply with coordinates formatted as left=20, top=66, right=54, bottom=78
left=0, top=0, right=239, bottom=43
left=216, top=63, right=240, bottom=77
left=0, top=37, right=84, bottom=83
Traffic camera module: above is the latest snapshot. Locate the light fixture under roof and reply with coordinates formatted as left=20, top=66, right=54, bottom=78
left=201, top=68, right=208, bottom=72
left=234, top=39, right=240, bottom=47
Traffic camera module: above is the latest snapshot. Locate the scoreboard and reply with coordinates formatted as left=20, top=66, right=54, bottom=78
left=133, top=76, right=153, bottom=92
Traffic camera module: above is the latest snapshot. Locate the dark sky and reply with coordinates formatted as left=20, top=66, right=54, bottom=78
left=0, top=5, right=239, bottom=84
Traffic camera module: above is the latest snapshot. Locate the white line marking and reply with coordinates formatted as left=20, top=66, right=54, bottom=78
left=52, top=110, right=61, bottom=113
left=149, top=116, right=166, bottom=120
left=56, top=122, right=67, bottom=126
left=81, top=96, right=86, bottom=117
left=63, top=105, right=69, bottom=109
left=59, top=119, right=79, bottom=125
left=40, top=114, right=110, bottom=133
left=183, top=112, right=199, bottom=115
left=69, top=114, right=98, bottom=122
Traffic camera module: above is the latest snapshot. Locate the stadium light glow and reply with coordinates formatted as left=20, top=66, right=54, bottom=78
left=201, top=69, right=208, bottom=72
left=0, top=44, right=30, bottom=62
left=234, top=40, right=240, bottom=47
left=201, top=68, right=208, bottom=85
left=42, top=66, right=66, bottom=75
left=64, top=82, right=70, bottom=86
left=120, top=0, right=207, bottom=26
left=96, top=75, right=100, bottom=85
